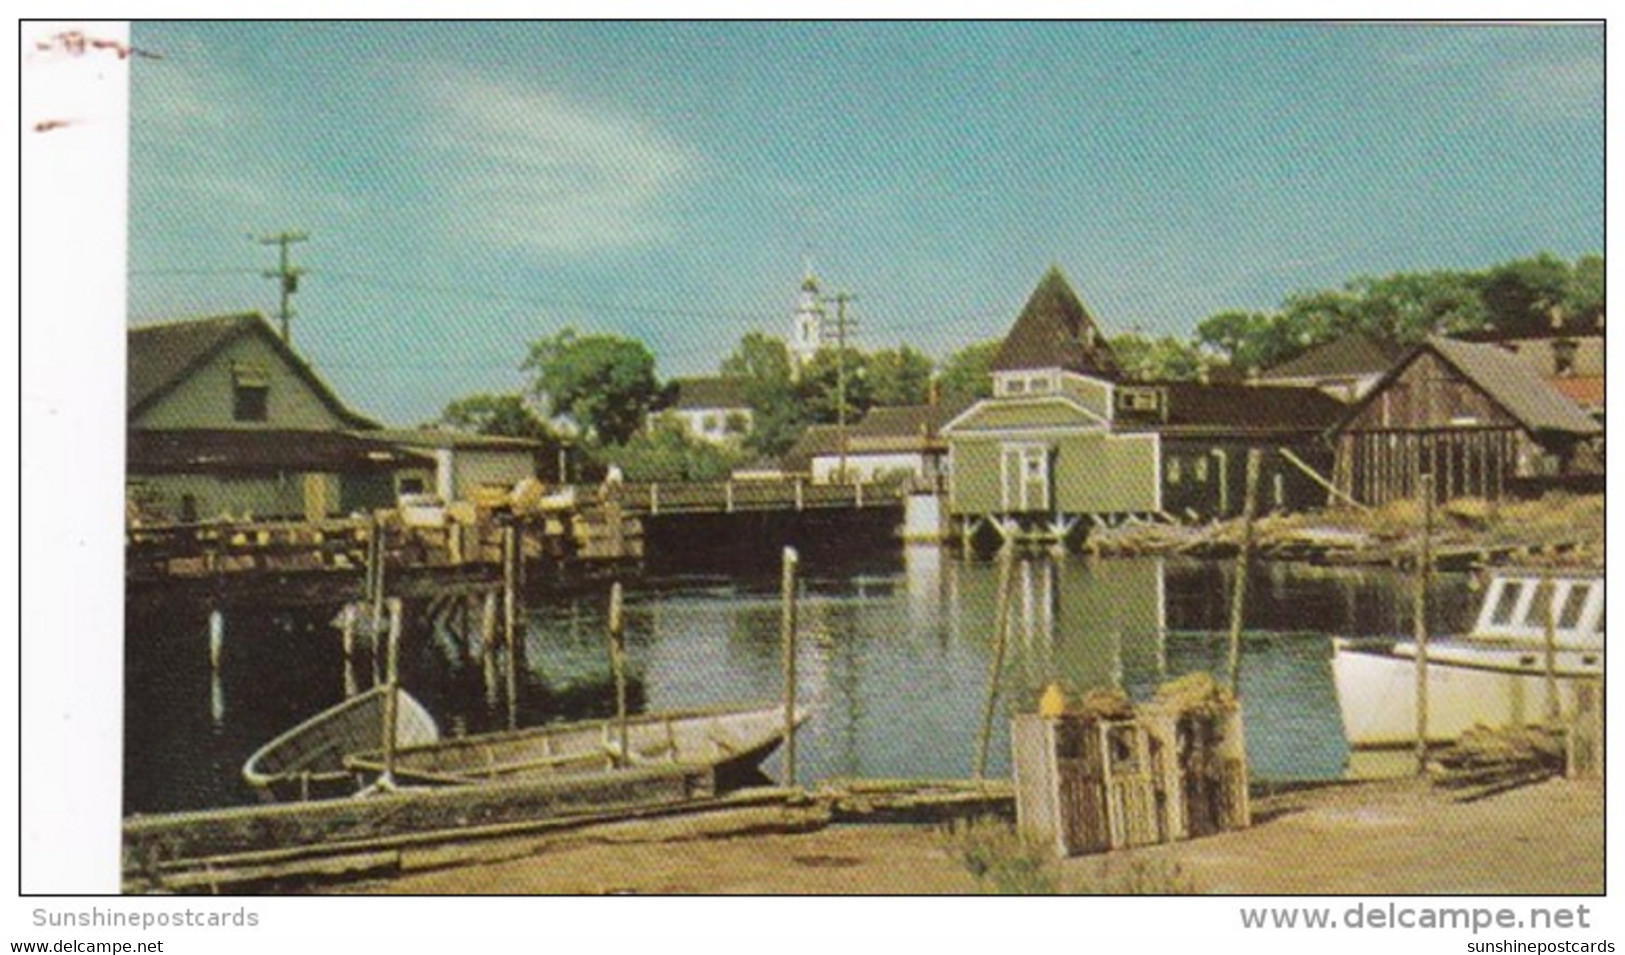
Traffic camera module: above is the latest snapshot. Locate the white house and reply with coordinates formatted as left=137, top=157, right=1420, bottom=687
left=654, top=377, right=754, bottom=445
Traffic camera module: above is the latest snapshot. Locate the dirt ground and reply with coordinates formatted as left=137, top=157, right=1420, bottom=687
left=342, top=776, right=1601, bottom=895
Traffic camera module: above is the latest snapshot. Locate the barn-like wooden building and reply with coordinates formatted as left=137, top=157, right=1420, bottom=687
left=1329, top=336, right=1601, bottom=506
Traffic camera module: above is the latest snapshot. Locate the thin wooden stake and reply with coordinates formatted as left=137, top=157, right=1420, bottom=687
left=607, top=581, right=629, bottom=768
left=1414, top=473, right=1433, bottom=775
left=481, top=589, right=499, bottom=709
left=1543, top=572, right=1561, bottom=725
left=781, top=547, right=800, bottom=787
left=975, top=553, right=1015, bottom=780
left=341, top=603, right=358, bottom=699
left=503, top=524, right=518, bottom=731
left=1226, top=449, right=1261, bottom=695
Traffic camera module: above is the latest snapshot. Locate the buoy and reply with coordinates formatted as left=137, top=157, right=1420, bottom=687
left=1038, top=682, right=1068, bottom=718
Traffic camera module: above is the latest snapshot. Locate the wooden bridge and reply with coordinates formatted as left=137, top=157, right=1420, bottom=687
left=125, top=479, right=911, bottom=592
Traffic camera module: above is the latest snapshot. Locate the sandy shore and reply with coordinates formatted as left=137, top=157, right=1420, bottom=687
left=341, top=776, right=1600, bottom=895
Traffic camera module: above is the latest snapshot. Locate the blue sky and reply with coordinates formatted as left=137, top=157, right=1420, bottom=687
left=127, top=21, right=1603, bottom=426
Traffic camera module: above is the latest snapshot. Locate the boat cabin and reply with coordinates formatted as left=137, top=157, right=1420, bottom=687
left=1471, top=571, right=1604, bottom=649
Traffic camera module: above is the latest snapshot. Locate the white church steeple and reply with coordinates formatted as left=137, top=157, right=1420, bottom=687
left=789, top=261, right=825, bottom=373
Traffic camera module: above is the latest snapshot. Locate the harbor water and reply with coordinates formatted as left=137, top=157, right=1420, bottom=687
left=124, top=552, right=1474, bottom=814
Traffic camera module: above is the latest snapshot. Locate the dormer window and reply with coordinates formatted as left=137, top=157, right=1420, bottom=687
left=1115, top=386, right=1164, bottom=415
left=232, top=363, right=269, bottom=422
left=1552, top=339, right=1578, bottom=376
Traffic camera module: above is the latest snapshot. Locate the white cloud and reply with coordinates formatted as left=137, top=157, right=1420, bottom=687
left=414, top=68, right=695, bottom=255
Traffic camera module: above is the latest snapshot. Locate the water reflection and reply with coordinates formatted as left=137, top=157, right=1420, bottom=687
left=125, top=552, right=1473, bottom=813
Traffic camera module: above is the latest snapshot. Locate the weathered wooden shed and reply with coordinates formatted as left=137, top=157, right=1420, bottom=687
left=1330, top=337, right=1602, bottom=506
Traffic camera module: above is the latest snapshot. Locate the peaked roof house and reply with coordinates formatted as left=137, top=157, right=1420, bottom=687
left=941, top=268, right=1344, bottom=546
left=652, top=376, right=754, bottom=446
left=1256, top=333, right=1406, bottom=403
left=127, top=313, right=434, bottom=523
left=129, top=312, right=379, bottom=431
left=786, top=403, right=963, bottom=485
left=1453, top=307, right=1605, bottom=422
left=1329, top=336, right=1602, bottom=506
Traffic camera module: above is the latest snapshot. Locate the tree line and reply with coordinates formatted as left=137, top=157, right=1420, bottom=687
left=431, top=252, right=1601, bottom=482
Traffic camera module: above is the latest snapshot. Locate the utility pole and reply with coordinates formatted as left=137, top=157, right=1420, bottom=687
left=257, top=231, right=308, bottom=344
left=822, top=291, right=858, bottom=481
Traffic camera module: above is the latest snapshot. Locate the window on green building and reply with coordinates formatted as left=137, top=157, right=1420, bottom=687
left=232, top=363, right=269, bottom=422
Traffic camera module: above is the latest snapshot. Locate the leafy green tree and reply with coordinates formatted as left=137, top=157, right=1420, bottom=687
left=1564, top=254, right=1605, bottom=324
left=1478, top=254, right=1573, bottom=334
left=595, top=418, right=750, bottom=482
left=1193, top=310, right=1293, bottom=372
left=719, top=332, right=802, bottom=456
left=1108, top=333, right=1204, bottom=381
left=523, top=327, right=660, bottom=445
left=937, top=339, right=1001, bottom=408
left=1344, top=271, right=1487, bottom=342
left=867, top=345, right=934, bottom=406
left=433, top=393, right=556, bottom=442
left=797, top=347, right=873, bottom=425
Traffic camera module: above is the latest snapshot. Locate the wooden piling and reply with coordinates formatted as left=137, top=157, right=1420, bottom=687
left=1414, top=473, right=1433, bottom=774
left=208, top=609, right=224, bottom=672
left=381, top=597, right=403, bottom=789
left=975, top=553, right=1015, bottom=780
left=340, top=603, right=359, bottom=699
left=503, top=524, right=519, bottom=731
left=473, top=590, right=494, bottom=707
left=781, top=547, right=800, bottom=788
left=1542, top=572, right=1561, bottom=725
left=1226, top=449, right=1261, bottom=694
left=607, top=581, right=629, bottom=769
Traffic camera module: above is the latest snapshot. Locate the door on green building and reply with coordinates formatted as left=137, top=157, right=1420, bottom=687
left=1000, top=444, right=1051, bottom=512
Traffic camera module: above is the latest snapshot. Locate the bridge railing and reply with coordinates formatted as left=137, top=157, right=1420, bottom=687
left=609, top=478, right=909, bottom=515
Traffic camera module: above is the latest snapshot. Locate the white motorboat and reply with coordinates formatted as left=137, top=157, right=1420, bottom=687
left=1332, top=569, right=1603, bottom=748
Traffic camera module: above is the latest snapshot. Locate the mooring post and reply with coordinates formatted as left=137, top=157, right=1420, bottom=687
left=503, top=523, right=519, bottom=731
left=1414, top=473, right=1433, bottom=774
left=1543, top=571, right=1561, bottom=725
left=381, top=597, right=403, bottom=789
left=607, top=581, right=629, bottom=768
left=481, top=589, right=499, bottom=707
left=208, top=608, right=225, bottom=672
left=781, top=546, right=800, bottom=788
left=975, top=552, right=1015, bottom=781
left=1226, top=449, right=1261, bottom=695
left=795, top=478, right=804, bottom=512
left=341, top=603, right=360, bottom=698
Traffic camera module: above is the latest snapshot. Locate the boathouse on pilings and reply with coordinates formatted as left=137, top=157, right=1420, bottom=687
left=942, top=268, right=1347, bottom=550
left=941, top=268, right=1157, bottom=549
left=1329, top=336, right=1603, bottom=507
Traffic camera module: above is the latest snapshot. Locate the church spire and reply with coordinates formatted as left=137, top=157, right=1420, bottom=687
left=790, top=262, right=825, bottom=373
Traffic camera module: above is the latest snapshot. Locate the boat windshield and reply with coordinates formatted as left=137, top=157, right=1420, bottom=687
left=1489, top=581, right=1522, bottom=626
left=1558, top=584, right=1590, bottom=629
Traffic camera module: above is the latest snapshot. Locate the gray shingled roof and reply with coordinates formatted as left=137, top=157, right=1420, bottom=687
left=992, top=267, right=1121, bottom=377
left=1260, top=333, right=1404, bottom=381
left=778, top=424, right=842, bottom=473
left=668, top=376, right=750, bottom=410
left=128, top=313, right=377, bottom=429
left=1427, top=337, right=1600, bottom=435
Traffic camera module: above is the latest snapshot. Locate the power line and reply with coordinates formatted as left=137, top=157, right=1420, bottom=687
left=317, top=268, right=769, bottom=325
left=128, top=267, right=261, bottom=277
